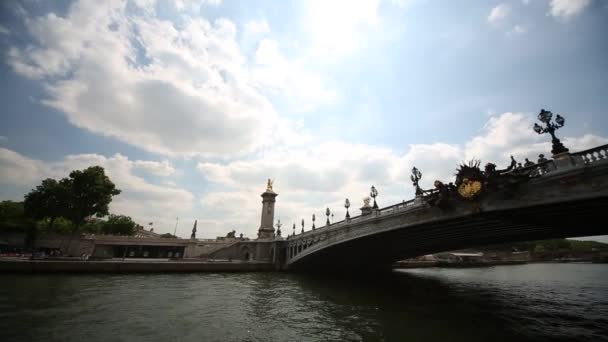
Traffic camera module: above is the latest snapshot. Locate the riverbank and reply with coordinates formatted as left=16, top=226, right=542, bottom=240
left=0, top=258, right=276, bottom=273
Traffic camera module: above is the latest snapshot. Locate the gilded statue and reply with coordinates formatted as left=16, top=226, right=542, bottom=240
left=266, top=178, right=274, bottom=191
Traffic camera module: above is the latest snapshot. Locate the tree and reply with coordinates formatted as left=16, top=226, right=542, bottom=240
left=62, top=166, right=121, bottom=229
left=102, top=214, right=136, bottom=235
left=160, top=233, right=177, bottom=238
left=23, top=178, right=68, bottom=229
left=0, top=201, right=33, bottom=232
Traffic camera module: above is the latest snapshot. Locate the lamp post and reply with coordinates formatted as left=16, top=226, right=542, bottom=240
left=276, top=219, right=282, bottom=237
left=292, top=223, right=296, bottom=236
left=312, top=214, right=316, bottom=230
left=411, top=167, right=423, bottom=196
left=344, top=198, right=351, bottom=219
left=325, top=207, right=331, bottom=225
left=301, top=219, right=304, bottom=234
left=533, top=109, right=569, bottom=155
left=370, top=186, right=378, bottom=209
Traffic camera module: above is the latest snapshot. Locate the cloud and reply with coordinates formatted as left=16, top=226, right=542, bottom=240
left=549, top=0, right=591, bottom=19
left=196, top=112, right=608, bottom=236
left=0, top=148, right=194, bottom=235
left=133, top=160, right=175, bottom=176
left=0, top=136, right=7, bottom=142
left=244, top=19, right=270, bottom=34
left=0, top=25, right=9, bottom=35
left=252, top=39, right=336, bottom=111
left=506, top=25, right=526, bottom=37
left=6, top=1, right=292, bottom=157
left=488, top=4, right=510, bottom=23
left=174, top=0, right=222, bottom=12
left=305, top=0, right=381, bottom=60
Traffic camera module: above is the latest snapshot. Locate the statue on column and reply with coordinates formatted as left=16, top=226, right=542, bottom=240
left=190, top=220, right=197, bottom=239
left=266, top=178, right=274, bottom=191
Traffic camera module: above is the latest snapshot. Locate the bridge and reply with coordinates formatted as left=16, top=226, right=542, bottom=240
left=279, top=143, right=608, bottom=271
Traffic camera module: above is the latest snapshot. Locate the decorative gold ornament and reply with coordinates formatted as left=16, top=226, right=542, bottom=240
left=458, top=178, right=482, bottom=199
left=266, top=178, right=274, bottom=191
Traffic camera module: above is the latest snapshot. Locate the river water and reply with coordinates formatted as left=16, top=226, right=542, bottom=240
left=0, top=263, right=606, bottom=342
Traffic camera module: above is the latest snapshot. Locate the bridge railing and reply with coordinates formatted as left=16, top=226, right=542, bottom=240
left=500, top=159, right=556, bottom=178
left=287, top=198, right=420, bottom=242
left=571, top=144, right=608, bottom=165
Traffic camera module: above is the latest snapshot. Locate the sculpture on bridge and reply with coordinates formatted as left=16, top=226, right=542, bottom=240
left=455, top=160, right=484, bottom=200
left=344, top=198, right=351, bottom=219
left=533, top=109, right=569, bottom=155
left=362, top=197, right=371, bottom=207
left=266, top=178, right=274, bottom=192
left=411, top=167, right=423, bottom=196
left=370, top=186, right=379, bottom=209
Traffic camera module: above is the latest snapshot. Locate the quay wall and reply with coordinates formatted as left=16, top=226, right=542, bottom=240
left=0, top=259, right=276, bottom=273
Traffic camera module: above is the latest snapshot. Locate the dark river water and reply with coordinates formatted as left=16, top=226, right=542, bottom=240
left=0, top=263, right=607, bottom=342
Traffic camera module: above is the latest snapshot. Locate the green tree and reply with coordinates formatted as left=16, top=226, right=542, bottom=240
left=0, top=201, right=33, bottom=232
left=102, top=214, right=136, bottom=235
left=62, top=166, right=121, bottom=229
left=23, top=178, right=68, bottom=229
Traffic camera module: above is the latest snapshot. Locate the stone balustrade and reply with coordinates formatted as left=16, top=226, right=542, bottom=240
left=571, top=144, right=608, bottom=165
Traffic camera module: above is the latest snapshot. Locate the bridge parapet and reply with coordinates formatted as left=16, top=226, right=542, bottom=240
left=571, top=144, right=608, bottom=165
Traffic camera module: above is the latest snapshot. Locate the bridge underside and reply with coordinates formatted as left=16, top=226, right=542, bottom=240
left=287, top=197, right=608, bottom=271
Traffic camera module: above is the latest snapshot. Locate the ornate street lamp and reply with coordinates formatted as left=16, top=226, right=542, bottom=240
left=533, top=109, right=569, bottom=155
left=312, top=214, right=316, bottom=230
left=344, top=198, right=351, bottom=219
left=276, top=219, right=282, bottom=237
left=301, top=219, right=305, bottom=234
left=411, top=167, right=423, bottom=196
left=370, top=186, right=379, bottom=209
left=325, top=207, right=331, bottom=225
left=292, top=223, right=296, bottom=236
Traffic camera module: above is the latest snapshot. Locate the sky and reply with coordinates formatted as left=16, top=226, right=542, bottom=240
left=0, top=0, right=607, bottom=242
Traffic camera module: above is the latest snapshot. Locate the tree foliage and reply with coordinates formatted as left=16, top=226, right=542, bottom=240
left=24, top=178, right=68, bottom=228
left=22, top=166, right=121, bottom=231
left=63, top=166, right=121, bottom=227
left=0, top=201, right=34, bottom=232
left=102, top=214, right=136, bottom=235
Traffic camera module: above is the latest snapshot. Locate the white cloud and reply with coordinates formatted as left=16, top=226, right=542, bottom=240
left=7, top=0, right=333, bottom=156
left=0, top=149, right=194, bottom=235
left=549, top=0, right=590, bottom=19
left=133, top=160, right=175, bottom=176
left=252, top=39, right=336, bottom=111
left=507, top=24, right=526, bottom=36
left=174, top=0, right=222, bottom=12
left=244, top=19, right=270, bottom=34
left=488, top=4, right=510, bottom=23
left=305, top=0, right=381, bottom=60
left=7, top=1, right=309, bottom=157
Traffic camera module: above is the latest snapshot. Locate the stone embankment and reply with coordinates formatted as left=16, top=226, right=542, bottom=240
left=0, top=258, right=276, bottom=273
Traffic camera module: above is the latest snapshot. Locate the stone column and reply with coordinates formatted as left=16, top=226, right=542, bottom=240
left=258, top=189, right=277, bottom=240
